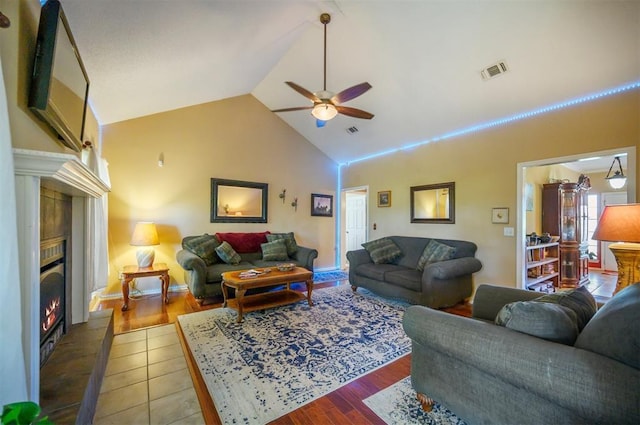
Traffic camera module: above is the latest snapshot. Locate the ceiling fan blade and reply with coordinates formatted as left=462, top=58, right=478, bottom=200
left=336, top=105, right=374, bottom=119
left=285, top=81, right=321, bottom=103
left=271, top=106, right=313, bottom=113
left=331, top=82, right=372, bottom=104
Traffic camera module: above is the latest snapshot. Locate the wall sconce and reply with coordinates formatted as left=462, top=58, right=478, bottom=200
left=279, top=189, right=286, bottom=204
left=0, top=11, right=10, bottom=29
left=158, top=152, right=164, bottom=167
left=605, top=156, right=626, bottom=189
left=130, top=222, right=159, bottom=268
left=291, top=197, right=298, bottom=211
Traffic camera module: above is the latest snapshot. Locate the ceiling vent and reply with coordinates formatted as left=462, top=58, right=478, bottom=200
left=481, top=61, right=509, bottom=80
left=346, top=126, right=359, bottom=135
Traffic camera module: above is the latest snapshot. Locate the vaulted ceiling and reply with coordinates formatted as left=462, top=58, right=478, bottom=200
left=61, top=0, right=639, bottom=164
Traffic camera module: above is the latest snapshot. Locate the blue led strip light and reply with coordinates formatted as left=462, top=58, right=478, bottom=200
left=341, top=81, right=640, bottom=167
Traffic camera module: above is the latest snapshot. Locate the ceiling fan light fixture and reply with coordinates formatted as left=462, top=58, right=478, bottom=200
left=312, top=103, right=338, bottom=121
left=605, top=156, right=627, bottom=189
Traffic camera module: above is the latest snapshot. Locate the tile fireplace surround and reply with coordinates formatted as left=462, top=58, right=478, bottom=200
left=13, top=148, right=110, bottom=402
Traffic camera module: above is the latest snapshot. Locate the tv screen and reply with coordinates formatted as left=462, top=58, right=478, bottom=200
left=28, top=0, right=89, bottom=152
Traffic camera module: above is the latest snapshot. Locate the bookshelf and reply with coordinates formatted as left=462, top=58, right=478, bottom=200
left=525, top=242, right=559, bottom=292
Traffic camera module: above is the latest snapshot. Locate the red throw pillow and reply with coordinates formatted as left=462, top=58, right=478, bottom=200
left=215, top=232, right=271, bottom=253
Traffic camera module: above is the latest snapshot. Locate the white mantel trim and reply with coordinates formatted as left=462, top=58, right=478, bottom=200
left=13, top=148, right=110, bottom=197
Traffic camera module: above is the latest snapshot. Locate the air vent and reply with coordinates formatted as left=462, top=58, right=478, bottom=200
left=346, top=126, right=359, bottom=135
left=481, top=60, right=509, bottom=80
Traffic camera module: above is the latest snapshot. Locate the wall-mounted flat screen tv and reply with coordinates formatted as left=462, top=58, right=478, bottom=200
left=28, top=0, right=89, bottom=152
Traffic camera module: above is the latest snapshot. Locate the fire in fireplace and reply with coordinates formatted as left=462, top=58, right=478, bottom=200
left=40, top=239, right=66, bottom=366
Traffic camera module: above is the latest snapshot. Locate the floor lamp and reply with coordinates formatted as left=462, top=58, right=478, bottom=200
left=592, top=204, right=640, bottom=294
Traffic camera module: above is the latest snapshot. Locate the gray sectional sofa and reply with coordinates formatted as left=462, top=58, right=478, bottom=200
left=176, top=232, right=317, bottom=304
left=403, top=283, right=640, bottom=424
left=346, top=236, right=482, bottom=308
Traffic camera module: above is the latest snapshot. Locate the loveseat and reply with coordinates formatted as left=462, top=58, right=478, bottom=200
left=346, top=236, right=482, bottom=308
left=176, top=231, right=317, bottom=304
left=403, top=283, right=640, bottom=424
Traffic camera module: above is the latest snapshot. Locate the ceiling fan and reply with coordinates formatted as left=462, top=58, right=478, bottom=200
left=271, top=13, right=374, bottom=127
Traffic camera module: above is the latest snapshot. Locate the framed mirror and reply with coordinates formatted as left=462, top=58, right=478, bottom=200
left=410, top=182, right=455, bottom=224
left=210, top=178, right=268, bottom=223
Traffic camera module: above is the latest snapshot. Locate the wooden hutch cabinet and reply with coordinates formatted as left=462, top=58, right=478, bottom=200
left=541, top=175, right=591, bottom=288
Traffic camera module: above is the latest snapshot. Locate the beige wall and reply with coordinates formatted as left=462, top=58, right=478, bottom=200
left=342, top=89, right=639, bottom=289
left=0, top=0, right=99, bottom=153
left=101, top=94, right=337, bottom=294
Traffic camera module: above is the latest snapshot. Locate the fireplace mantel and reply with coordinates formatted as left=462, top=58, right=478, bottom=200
left=13, top=148, right=110, bottom=402
left=13, top=148, right=110, bottom=197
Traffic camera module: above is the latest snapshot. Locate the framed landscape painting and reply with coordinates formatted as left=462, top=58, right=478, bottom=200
left=377, top=190, right=391, bottom=207
left=311, top=193, right=333, bottom=217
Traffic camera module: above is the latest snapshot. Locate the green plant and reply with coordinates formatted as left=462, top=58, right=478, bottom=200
left=1, top=402, right=53, bottom=425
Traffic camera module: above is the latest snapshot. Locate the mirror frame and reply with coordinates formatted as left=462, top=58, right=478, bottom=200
left=410, top=182, right=456, bottom=224
left=210, top=178, right=268, bottom=223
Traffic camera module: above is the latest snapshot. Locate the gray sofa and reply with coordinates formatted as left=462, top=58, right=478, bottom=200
left=346, top=236, right=482, bottom=308
left=403, top=283, right=640, bottom=424
left=176, top=234, right=317, bottom=304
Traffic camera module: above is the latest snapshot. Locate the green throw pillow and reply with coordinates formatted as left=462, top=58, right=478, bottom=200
left=534, top=286, right=597, bottom=331
left=266, top=232, right=298, bottom=256
left=215, top=241, right=241, bottom=265
left=184, top=234, right=220, bottom=266
left=495, top=300, right=579, bottom=345
left=261, top=239, right=289, bottom=261
left=362, top=237, right=403, bottom=264
left=417, top=240, right=456, bottom=271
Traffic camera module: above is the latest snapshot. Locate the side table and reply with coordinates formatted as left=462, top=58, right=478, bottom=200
left=119, top=263, right=170, bottom=311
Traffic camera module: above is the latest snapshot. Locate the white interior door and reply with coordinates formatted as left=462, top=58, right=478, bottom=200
left=600, top=192, right=627, bottom=271
left=345, top=191, right=367, bottom=258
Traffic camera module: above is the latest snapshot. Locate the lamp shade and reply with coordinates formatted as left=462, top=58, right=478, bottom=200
left=592, top=204, right=640, bottom=243
left=130, top=222, right=159, bottom=246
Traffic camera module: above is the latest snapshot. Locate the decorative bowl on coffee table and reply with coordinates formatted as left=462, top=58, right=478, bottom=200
left=277, top=263, right=295, bottom=272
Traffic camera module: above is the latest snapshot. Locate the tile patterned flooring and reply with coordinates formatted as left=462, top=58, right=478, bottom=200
left=93, top=324, right=203, bottom=424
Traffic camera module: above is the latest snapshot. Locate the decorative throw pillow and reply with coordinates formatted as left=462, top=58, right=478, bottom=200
left=215, top=232, right=271, bottom=253
left=183, top=234, right=220, bottom=266
left=361, top=237, right=403, bottom=264
left=417, top=240, right=457, bottom=271
left=261, top=239, right=289, bottom=261
left=574, top=283, right=640, bottom=369
left=495, top=300, right=579, bottom=345
left=534, top=286, right=597, bottom=331
left=266, top=232, right=298, bottom=256
left=215, top=241, right=242, bottom=265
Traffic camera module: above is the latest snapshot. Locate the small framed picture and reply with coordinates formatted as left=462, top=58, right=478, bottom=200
left=377, top=190, right=391, bottom=207
left=492, top=207, right=509, bottom=224
left=311, top=193, right=333, bottom=217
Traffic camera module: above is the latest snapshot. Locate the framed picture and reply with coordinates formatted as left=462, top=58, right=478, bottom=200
left=492, top=207, right=509, bottom=224
left=311, top=193, right=333, bottom=217
left=377, top=190, right=391, bottom=207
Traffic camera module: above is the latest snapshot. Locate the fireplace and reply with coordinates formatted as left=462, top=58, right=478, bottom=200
left=14, top=148, right=111, bottom=402
left=40, top=238, right=66, bottom=366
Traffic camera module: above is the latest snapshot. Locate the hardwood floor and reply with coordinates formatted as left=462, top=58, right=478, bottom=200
left=94, top=280, right=463, bottom=424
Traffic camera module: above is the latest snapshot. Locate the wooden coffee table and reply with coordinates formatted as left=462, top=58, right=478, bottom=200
left=221, top=267, right=313, bottom=322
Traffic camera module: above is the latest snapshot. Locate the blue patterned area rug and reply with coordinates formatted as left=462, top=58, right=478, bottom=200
left=312, top=269, right=349, bottom=283
left=363, top=376, right=467, bottom=425
left=177, top=284, right=410, bottom=424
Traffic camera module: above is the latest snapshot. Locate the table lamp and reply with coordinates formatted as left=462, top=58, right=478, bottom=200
left=592, top=204, right=640, bottom=294
left=130, top=222, right=159, bottom=268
